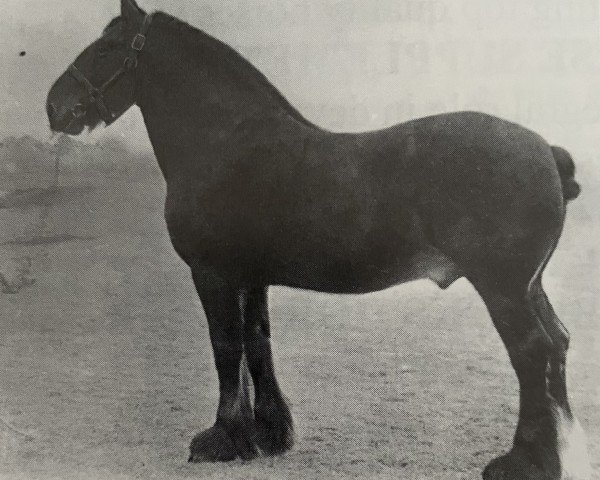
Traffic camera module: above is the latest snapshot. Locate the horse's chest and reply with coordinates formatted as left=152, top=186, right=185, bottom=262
left=163, top=187, right=252, bottom=263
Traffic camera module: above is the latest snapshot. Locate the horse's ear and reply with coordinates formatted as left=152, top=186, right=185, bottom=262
left=121, top=0, right=145, bottom=23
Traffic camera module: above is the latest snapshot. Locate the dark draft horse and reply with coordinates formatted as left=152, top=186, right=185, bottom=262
left=46, top=1, right=592, bottom=478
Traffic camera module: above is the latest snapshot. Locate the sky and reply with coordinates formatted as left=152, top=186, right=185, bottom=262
left=1, top=0, right=600, bottom=160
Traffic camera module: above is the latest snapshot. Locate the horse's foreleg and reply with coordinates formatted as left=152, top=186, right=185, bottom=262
left=243, top=286, right=294, bottom=455
left=188, top=270, right=258, bottom=462
left=474, top=280, right=591, bottom=480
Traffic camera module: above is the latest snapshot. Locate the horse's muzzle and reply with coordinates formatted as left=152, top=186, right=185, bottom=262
left=46, top=102, right=56, bottom=121
left=46, top=99, right=85, bottom=135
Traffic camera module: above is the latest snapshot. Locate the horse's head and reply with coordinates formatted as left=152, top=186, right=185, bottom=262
left=46, top=0, right=151, bottom=135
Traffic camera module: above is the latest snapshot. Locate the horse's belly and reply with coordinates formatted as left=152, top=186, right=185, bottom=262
left=164, top=186, right=463, bottom=292
left=273, top=246, right=462, bottom=294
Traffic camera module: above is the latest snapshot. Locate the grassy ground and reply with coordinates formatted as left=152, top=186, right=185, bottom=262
left=0, top=168, right=597, bottom=479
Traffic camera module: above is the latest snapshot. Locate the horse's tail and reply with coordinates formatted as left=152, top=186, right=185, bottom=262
left=551, top=145, right=581, bottom=202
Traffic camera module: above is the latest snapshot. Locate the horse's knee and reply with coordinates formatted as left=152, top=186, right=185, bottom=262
left=244, top=329, right=273, bottom=388
left=242, top=287, right=273, bottom=365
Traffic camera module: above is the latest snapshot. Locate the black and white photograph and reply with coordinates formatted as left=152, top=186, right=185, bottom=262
left=0, top=1, right=598, bottom=478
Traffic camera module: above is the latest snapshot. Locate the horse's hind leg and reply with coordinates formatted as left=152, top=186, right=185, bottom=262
left=242, top=286, right=294, bottom=455
left=473, top=276, right=591, bottom=480
left=529, top=278, right=592, bottom=480
left=188, top=270, right=258, bottom=462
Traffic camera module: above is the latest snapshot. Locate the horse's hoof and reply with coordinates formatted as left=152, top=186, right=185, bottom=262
left=188, top=423, right=259, bottom=462
left=482, top=449, right=553, bottom=480
left=255, top=398, right=294, bottom=455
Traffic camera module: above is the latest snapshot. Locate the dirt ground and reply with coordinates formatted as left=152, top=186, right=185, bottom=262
left=0, top=167, right=598, bottom=480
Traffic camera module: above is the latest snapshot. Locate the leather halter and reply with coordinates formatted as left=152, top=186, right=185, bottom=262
left=68, top=14, right=153, bottom=125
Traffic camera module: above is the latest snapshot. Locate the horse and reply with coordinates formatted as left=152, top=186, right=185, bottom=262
left=46, top=1, right=592, bottom=478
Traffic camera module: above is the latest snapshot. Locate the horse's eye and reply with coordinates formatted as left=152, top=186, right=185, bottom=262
left=98, top=47, right=109, bottom=58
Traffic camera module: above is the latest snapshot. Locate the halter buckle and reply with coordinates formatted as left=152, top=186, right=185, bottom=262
left=131, top=33, right=146, bottom=51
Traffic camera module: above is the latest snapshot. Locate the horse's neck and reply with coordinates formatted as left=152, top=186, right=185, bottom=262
left=136, top=23, right=293, bottom=179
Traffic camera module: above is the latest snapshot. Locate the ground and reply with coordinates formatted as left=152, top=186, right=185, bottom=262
left=0, top=166, right=597, bottom=480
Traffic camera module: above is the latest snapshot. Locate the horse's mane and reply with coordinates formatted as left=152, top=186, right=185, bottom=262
left=153, top=12, right=320, bottom=131
left=103, top=17, right=121, bottom=34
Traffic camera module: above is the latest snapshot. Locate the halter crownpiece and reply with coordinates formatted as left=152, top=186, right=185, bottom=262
left=68, top=13, right=153, bottom=125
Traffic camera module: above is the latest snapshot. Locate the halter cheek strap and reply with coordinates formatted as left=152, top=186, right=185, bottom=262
left=68, top=13, right=153, bottom=125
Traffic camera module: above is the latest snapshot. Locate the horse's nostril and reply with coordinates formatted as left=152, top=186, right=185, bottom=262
left=72, top=103, right=86, bottom=118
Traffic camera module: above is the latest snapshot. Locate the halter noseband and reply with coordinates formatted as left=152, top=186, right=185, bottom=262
left=68, top=14, right=153, bottom=125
